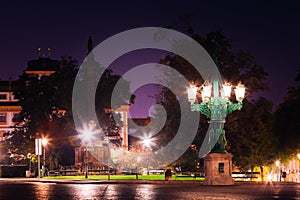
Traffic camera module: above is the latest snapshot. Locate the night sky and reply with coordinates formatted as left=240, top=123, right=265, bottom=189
left=1, top=1, right=299, bottom=117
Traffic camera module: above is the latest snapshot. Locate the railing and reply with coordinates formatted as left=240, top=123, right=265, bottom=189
left=232, top=172, right=260, bottom=181
left=175, top=172, right=205, bottom=180
left=48, top=170, right=78, bottom=176
left=87, top=169, right=116, bottom=175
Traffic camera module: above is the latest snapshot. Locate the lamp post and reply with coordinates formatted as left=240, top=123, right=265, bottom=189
left=143, top=136, right=153, bottom=176
left=275, top=160, right=281, bottom=182
left=79, top=120, right=97, bottom=179
left=136, top=156, right=141, bottom=180
left=84, top=146, right=88, bottom=179
left=187, top=80, right=245, bottom=185
left=187, top=80, right=245, bottom=153
left=104, top=136, right=110, bottom=180
left=41, top=138, right=48, bottom=177
left=297, top=153, right=300, bottom=182
left=81, top=127, right=93, bottom=179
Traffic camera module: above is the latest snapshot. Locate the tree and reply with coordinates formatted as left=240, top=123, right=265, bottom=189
left=8, top=53, right=133, bottom=168
left=5, top=56, right=79, bottom=168
left=154, top=27, right=271, bottom=171
left=227, top=97, right=275, bottom=179
left=274, top=69, right=300, bottom=158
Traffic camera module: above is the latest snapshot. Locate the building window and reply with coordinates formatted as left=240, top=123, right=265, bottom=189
left=0, top=94, right=8, bottom=100
left=13, top=113, right=22, bottom=122
left=0, top=114, right=6, bottom=123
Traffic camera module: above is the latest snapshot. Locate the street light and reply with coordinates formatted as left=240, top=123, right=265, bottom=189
left=104, top=136, right=110, bottom=180
left=80, top=123, right=94, bottom=179
left=187, top=80, right=245, bottom=185
left=142, top=136, right=153, bottom=175
left=41, top=138, right=48, bottom=177
left=297, top=154, right=300, bottom=182
left=187, top=80, right=245, bottom=153
left=275, top=160, right=281, bottom=182
left=136, top=156, right=141, bottom=180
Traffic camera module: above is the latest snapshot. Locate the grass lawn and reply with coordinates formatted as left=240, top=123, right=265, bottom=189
left=44, top=174, right=204, bottom=181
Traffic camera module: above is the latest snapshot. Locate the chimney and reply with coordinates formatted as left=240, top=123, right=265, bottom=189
left=47, top=48, right=51, bottom=57
left=38, top=48, right=41, bottom=57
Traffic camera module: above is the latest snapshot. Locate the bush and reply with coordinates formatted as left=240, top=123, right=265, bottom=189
left=0, top=165, right=27, bottom=178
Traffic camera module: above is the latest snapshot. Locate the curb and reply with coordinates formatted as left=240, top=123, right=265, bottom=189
left=0, top=178, right=204, bottom=185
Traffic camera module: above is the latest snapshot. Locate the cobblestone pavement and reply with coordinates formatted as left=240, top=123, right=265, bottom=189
left=0, top=179, right=300, bottom=199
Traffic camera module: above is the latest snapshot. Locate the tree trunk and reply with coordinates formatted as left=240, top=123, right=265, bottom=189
left=250, top=166, right=254, bottom=181
left=260, top=166, right=264, bottom=181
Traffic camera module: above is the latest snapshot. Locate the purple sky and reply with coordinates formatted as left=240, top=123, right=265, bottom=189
left=1, top=1, right=299, bottom=117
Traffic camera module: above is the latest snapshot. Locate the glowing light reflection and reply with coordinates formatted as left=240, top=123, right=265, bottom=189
left=135, top=184, right=156, bottom=200
left=32, top=182, right=53, bottom=200
left=70, top=184, right=102, bottom=199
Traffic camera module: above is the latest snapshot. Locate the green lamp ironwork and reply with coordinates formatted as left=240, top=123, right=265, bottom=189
left=187, top=80, right=245, bottom=153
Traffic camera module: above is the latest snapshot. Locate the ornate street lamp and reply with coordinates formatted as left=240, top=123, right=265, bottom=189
left=187, top=80, right=245, bottom=153
left=41, top=138, right=48, bottom=177
left=187, top=80, right=245, bottom=185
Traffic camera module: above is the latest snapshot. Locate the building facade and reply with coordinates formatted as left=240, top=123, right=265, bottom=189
left=0, top=80, right=21, bottom=141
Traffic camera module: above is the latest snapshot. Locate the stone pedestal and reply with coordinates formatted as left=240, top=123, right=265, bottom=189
left=203, top=153, right=234, bottom=185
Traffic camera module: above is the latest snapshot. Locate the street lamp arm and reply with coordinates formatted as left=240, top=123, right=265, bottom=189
left=191, top=102, right=211, bottom=118
left=226, top=101, right=243, bottom=114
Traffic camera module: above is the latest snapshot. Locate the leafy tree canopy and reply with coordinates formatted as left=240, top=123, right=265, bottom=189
left=154, top=25, right=272, bottom=170
left=5, top=54, right=133, bottom=168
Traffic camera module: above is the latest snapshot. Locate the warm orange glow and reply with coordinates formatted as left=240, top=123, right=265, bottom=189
left=234, top=82, right=245, bottom=102
left=41, top=138, right=48, bottom=147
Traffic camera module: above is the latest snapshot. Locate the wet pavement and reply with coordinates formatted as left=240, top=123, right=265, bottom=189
left=0, top=179, right=300, bottom=199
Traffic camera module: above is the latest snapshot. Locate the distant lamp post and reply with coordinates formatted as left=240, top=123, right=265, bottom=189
left=136, top=156, right=141, bottom=180
left=80, top=122, right=94, bottom=179
left=104, top=136, right=111, bottom=180
left=142, top=136, right=153, bottom=175
left=41, top=138, right=48, bottom=177
left=297, top=154, right=300, bottom=182
left=275, top=160, right=281, bottom=182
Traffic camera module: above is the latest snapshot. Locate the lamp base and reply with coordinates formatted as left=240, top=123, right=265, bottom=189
left=203, top=153, right=234, bottom=185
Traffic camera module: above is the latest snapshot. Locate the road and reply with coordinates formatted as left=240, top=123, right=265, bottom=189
left=0, top=179, right=299, bottom=199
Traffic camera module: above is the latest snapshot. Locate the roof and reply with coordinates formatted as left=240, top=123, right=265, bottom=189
left=26, top=57, right=60, bottom=71
left=129, top=117, right=151, bottom=127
